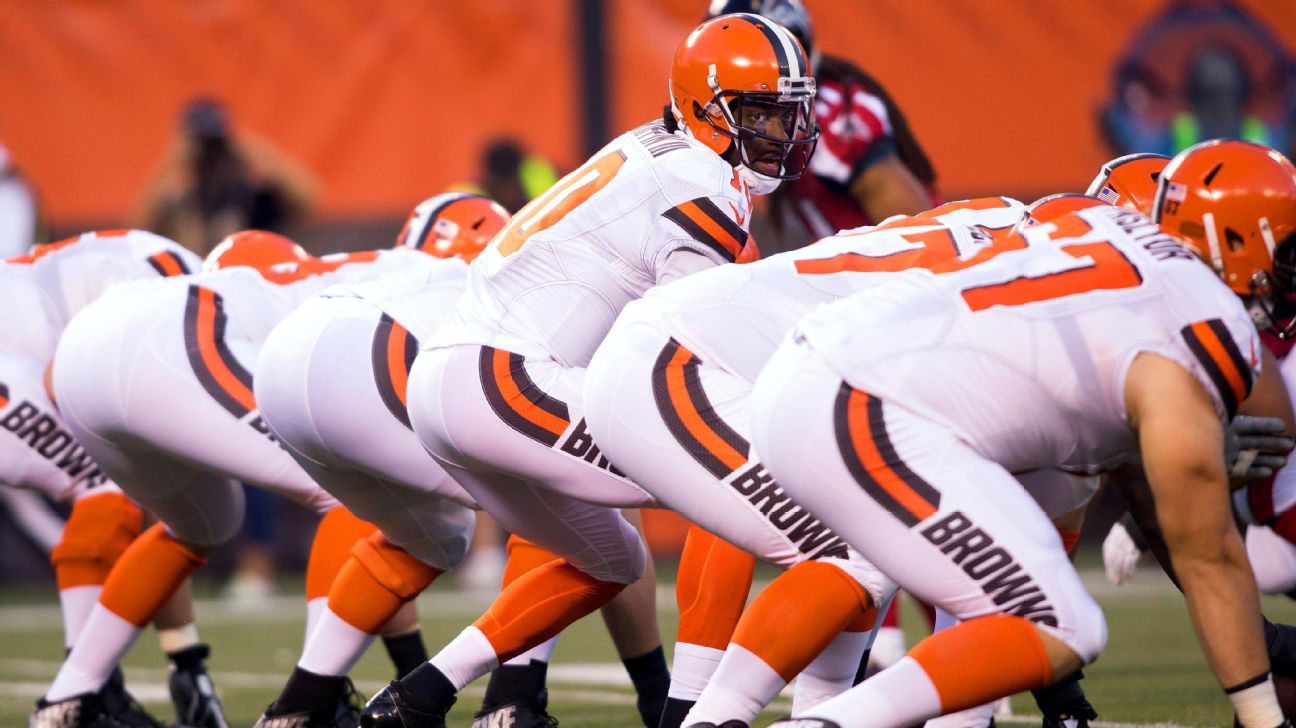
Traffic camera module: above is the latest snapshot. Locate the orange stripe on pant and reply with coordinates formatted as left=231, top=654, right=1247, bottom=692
left=479, top=347, right=572, bottom=447
left=654, top=340, right=750, bottom=479
left=836, top=386, right=940, bottom=528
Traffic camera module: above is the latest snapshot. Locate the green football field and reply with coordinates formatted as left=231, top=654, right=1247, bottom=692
left=3, top=563, right=1293, bottom=727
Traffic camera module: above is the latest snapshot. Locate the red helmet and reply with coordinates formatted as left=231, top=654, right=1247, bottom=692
left=1086, top=153, right=1170, bottom=214
left=669, top=14, right=818, bottom=192
left=396, top=193, right=510, bottom=263
left=1011, top=194, right=1108, bottom=237
left=1155, top=139, right=1296, bottom=335
left=203, top=230, right=313, bottom=283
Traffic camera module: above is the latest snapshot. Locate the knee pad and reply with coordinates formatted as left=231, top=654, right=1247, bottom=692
left=50, top=492, right=143, bottom=589
left=815, top=547, right=898, bottom=608
left=351, top=532, right=442, bottom=600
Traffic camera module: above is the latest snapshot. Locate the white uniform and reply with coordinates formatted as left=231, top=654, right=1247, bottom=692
left=409, top=120, right=756, bottom=584
left=254, top=258, right=476, bottom=571
left=51, top=252, right=413, bottom=547
left=750, top=205, right=1259, bottom=665
left=584, top=200, right=1054, bottom=598
left=0, top=231, right=199, bottom=502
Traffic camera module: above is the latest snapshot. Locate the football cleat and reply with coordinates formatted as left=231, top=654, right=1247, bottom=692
left=1041, top=712, right=1094, bottom=728
left=470, top=692, right=558, bottom=728
left=766, top=720, right=843, bottom=728
left=167, top=645, right=230, bottom=728
left=253, top=677, right=363, bottom=728
left=684, top=722, right=750, bottom=728
left=360, top=682, right=453, bottom=728
left=29, top=686, right=167, bottom=728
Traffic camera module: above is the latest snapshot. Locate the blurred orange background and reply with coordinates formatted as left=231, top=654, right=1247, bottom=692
left=3, top=0, right=1295, bottom=225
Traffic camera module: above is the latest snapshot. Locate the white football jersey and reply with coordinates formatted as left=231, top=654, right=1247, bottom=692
left=431, top=121, right=756, bottom=367
left=0, top=230, right=200, bottom=360
left=795, top=204, right=1259, bottom=474
left=320, top=256, right=468, bottom=343
left=624, top=198, right=1025, bottom=382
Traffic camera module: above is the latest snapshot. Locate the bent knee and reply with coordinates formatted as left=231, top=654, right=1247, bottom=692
left=1055, top=594, right=1108, bottom=664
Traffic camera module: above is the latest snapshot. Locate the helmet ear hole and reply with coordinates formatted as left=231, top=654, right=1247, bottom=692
left=1224, top=227, right=1246, bottom=252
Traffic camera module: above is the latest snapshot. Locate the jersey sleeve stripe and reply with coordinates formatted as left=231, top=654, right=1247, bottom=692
left=0, top=383, right=8, bottom=409
left=1181, top=320, right=1252, bottom=418
left=183, top=285, right=256, bottom=418
left=478, top=346, right=571, bottom=447
left=147, top=251, right=191, bottom=277
left=371, top=313, right=418, bottom=430
left=651, top=338, right=751, bottom=479
left=833, top=385, right=941, bottom=528
left=663, top=198, right=744, bottom=262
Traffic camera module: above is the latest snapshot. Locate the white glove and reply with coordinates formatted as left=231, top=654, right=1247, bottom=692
left=1103, top=520, right=1145, bottom=586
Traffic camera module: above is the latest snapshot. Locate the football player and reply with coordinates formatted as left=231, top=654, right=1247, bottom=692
left=755, top=142, right=1296, bottom=727
left=359, top=14, right=800, bottom=728
left=30, top=232, right=428, bottom=726
left=707, top=0, right=935, bottom=252
left=3, top=230, right=230, bottom=728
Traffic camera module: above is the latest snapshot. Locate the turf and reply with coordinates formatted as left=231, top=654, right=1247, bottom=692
left=2, top=565, right=1294, bottom=727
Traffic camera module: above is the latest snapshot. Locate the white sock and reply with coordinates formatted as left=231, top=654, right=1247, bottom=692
left=46, top=604, right=141, bottom=702
left=430, top=626, right=499, bottom=691
left=793, top=628, right=871, bottom=713
left=58, top=586, right=102, bottom=650
left=924, top=699, right=996, bottom=728
left=298, top=606, right=377, bottom=677
left=667, top=642, right=725, bottom=700
left=685, top=644, right=787, bottom=725
left=157, top=623, right=200, bottom=654
left=809, top=656, right=942, bottom=727
left=304, top=597, right=327, bottom=643
left=503, top=635, right=558, bottom=666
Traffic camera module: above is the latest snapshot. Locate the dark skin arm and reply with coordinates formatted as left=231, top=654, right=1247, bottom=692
left=849, top=154, right=931, bottom=222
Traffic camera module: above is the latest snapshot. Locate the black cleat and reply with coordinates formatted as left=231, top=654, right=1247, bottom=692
left=766, top=720, right=842, bottom=728
left=471, top=690, right=558, bottom=728
left=29, top=687, right=168, bottom=728
left=361, top=682, right=453, bottom=728
left=254, top=677, right=363, bottom=728
left=168, top=645, right=230, bottom=728
left=684, top=722, right=749, bottom=728
left=1041, top=715, right=1094, bottom=728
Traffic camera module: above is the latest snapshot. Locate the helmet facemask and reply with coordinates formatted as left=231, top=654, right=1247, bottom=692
left=701, top=86, right=818, bottom=185
left=1250, top=230, right=1296, bottom=338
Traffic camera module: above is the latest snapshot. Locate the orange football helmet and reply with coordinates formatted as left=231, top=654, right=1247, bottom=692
left=1155, top=139, right=1296, bottom=336
left=1086, top=152, right=1169, bottom=214
left=203, top=230, right=313, bottom=283
left=396, top=193, right=510, bottom=263
left=669, top=14, right=818, bottom=192
left=1011, top=194, right=1108, bottom=237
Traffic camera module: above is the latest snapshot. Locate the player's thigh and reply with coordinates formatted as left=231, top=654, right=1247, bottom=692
left=751, top=341, right=1106, bottom=662
left=0, top=356, right=103, bottom=501
left=257, top=298, right=474, bottom=508
left=408, top=344, right=653, bottom=508
left=586, top=321, right=845, bottom=568
left=435, top=458, right=646, bottom=585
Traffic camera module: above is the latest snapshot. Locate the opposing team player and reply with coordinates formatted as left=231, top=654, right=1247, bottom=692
left=360, top=14, right=802, bottom=727
left=586, top=198, right=1102, bottom=728
left=3, top=230, right=232, bottom=728
left=751, top=149, right=1296, bottom=727
left=30, top=232, right=425, bottom=727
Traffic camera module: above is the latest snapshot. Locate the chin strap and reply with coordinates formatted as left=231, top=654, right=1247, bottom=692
left=738, top=164, right=781, bottom=196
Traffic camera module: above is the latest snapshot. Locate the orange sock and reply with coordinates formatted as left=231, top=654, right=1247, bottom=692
left=501, top=535, right=562, bottom=588
left=730, top=561, right=872, bottom=682
left=51, top=492, right=143, bottom=590
left=474, top=559, right=625, bottom=663
left=676, top=525, right=756, bottom=650
left=305, top=507, right=379, bottom=602
left=329, top=532, right=443, bottom=633
left=908, top=614, right=1053, bottom=713
left=1058, top=529, right=1081, bottom=556
left=98, top=523, right=204, bottom=627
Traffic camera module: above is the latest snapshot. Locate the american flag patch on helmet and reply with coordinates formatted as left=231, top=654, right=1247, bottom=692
left=1096, top=186, right=1120, bottom=205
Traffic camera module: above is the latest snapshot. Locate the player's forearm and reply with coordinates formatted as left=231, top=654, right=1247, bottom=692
left=1172, top=534, right=1270, bottom=690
